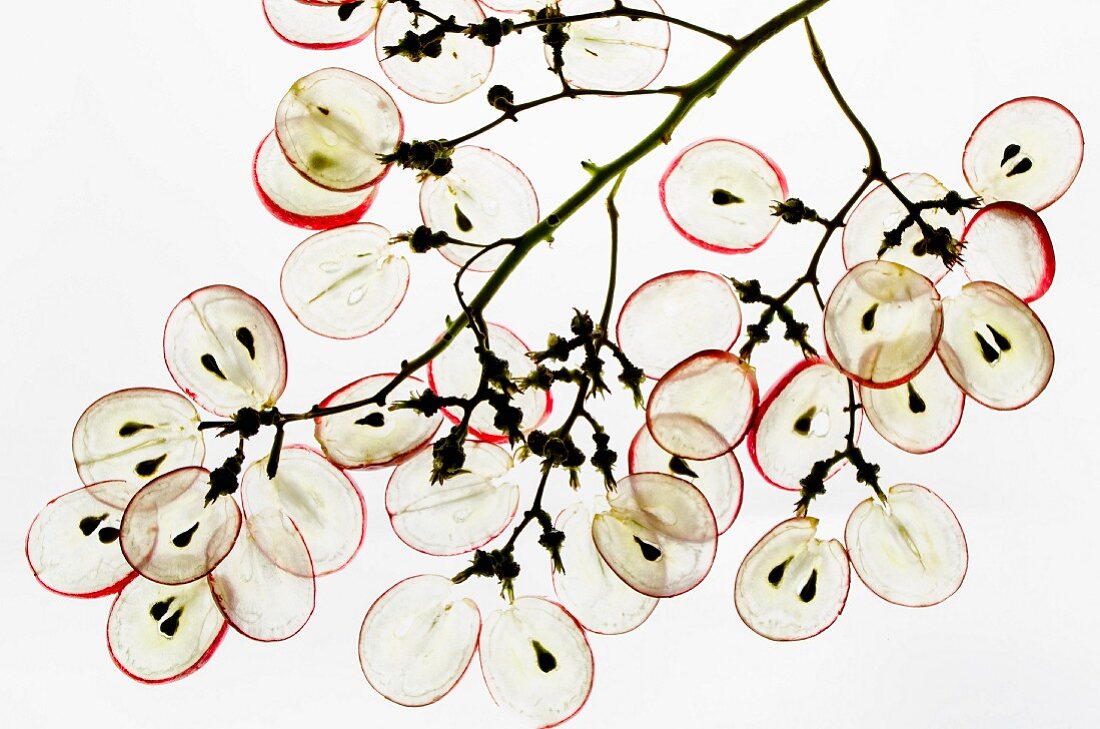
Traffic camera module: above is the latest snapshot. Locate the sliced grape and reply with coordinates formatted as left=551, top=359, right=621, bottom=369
left=280, top=223, right=410, bottom=339
left=480, top=597, right=593, bottom=727
left=120, top=467, right=242, bottom=585
left=860, top=355, right=964, bottom=454
left=734, top=517, right=849, bottom=641
left=961, top=201, right=1055, bottom=303
left=240, top=445, right=364, bottom=575
left=823, top=260, right=942, bottom=389
left=263, top=0, right=380, bottom=50
left=359, top=574, right=480, bottom=707
left=846, top=483, right=967, bottom=607
left=963, top=96, right=1083, bottom=211
left=659, top=138, right=787, bottom=253
left=646, top=350, right=757, bottom=460
left=275, top=67, right=403, bottom=192
left=107, top=576, right=226, bottom=683
left=163, top=285, right=287, bottom=417
left=72, top=388, right=204, bottom=486
left=936, top=281, right=1053, bottom=410
left=314, top=374, right=442, bottom=468
left=551, top=0, right=669, bottom=92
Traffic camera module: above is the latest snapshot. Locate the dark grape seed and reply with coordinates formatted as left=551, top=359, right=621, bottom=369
left=454, top=204, right=473, bottom=232
left=201, top=354, right=227, bottom=380
left=906, top=382, right=927, bottom=414
left=988, top=325, right=1012, bottom=352
left=668, top=456, right=699, bottom=479
left=798, top=570, right=818, bottom=603
left=79, top=514, right=108, bottom=537
left=134, top=453, right=167, bottom=477
left=1006, top=157, right=1033, bottom=177
left=861, top=304, right=878, bottom=332
left=159, top=609, right=183, bottom=638
left=97, top=526, right=120, bottom=544
left=338, top=2, right=363, bottom=22
left=149, top=597, right=175, bottom=621
left=236, top=327, right=256, bottom=359
left=767, top=557, right=791, bottom=587
left=1001, top=143, right=1021, bottom=166
left=633, top=536, right=662, bottom=562
left=172, top=522, right=200, bottom=548
left=793, top=407, right=816, bottom=435
left=975, top=331, right=1000, bottom=364
left=711, top=188, right=743, bottom=205
left=118, top=421, right=154, bottom=437
left=531, top=640, right=557, bottom=673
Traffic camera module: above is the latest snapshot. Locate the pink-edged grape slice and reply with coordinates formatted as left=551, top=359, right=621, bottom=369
left=824, top=260, right=942, bottom=389
left=263, top=0, right=380, bottom=50
left=26, top=480, right=139, bottom=598
left=120, top=467, right=242, bottom=585
left=659, top=138, right=787, bottom=254
left=961, top=201, right=1055, bottom=302
left=386, top=441, right=519, bottom=555
left=846, top=483, right=967, bottom=607
left=359, top=574, right=480, bottom=707
left=615, top=269, right=741, bottom=379
left=314, top=374, right=442, bottom=468
left=963, top=96, right=1083, bottom=211
left=552, top=502, right=658, bottom=634
left=860, top=355, right=964, bottom=454
left=734, top=517, right=849, bottom=641
left=280, top=222, right=410, bottom=339
left=72, top=387, right=204, bottom=486
left=936, top=281, right=1053, bottom=410
left=107, top=575, right=226, bottom=684
left=551, top=0, right=669, bottom=92
left=480, top=597, right=593, bottom=728
left=646, top=349, right=757, bottom=460
left=420, top=146, right=539, bottom=271
left=275, top=67, right=403, bottom=192
left=163, top=285, right=287, bottom=417
left=240, top=445, right=364, bottom=575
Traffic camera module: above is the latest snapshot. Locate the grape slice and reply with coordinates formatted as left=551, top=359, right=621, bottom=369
left=240, top=445, right=364, bottom=575
left=263, top=0, right=380, bottom=50
left=314, top=374, right=442, bottom=468
left=842, top=173, right=965, bottom=282
left=747, top=360, right=859, bottom=491
left=963, top=96, right=1083, bottom=211
left=359, top=574, right=480, bottom=707
left=615, top=269, right=741, bottom=380
left=734, top=517, right=849, bottom=641
left=936, top=281, right=1053, bottom=410
left=163, top=285, right=287, bottom=417
left=420, top=146, right=539, bottom=271
left=961, top=201, right=1055, bottom=303
left=480, top=597, right=593, bottom=728
left=72, top=388, right=204, bottom=486
left=120, top=467, right=242, bottom=585
left=846, top=483, right=967, bottom=607
left=823, top=260, right=943, bottom=389
left=107, top=576, right=226, bottom=684
left=26, top=480, right=139, bottom=598
left=860, top=355, right=964, bottom=454
left=646, top=350, right=757, bottom=460
left=376, top=0, right=493, bottom=103
left=280, top=223, right=410, bottom=339
left=552, top=502, right=658, bottom=634
left=275, top=67, right=403, bottom=192
left=592, top=472, right=717, bottom=598
left=551, top=0, right=670, bottom=92
left=386, top=441, right=519, bottom=555
left=659, top=138, right=787, bottom=254
left=627, top=425, right=742, bottom=534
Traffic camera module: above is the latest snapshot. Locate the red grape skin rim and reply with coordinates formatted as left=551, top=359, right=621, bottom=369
left=859, top=357, right=965, bottom=456
left=961, top=200, right=1055, bottom=303
left=657, top=137, right=789, bottom=254
left=263, top=0, right=378, bottom=51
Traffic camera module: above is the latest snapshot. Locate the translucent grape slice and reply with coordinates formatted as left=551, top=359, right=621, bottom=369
left=263, top=0, right=380, bottom=50
left=275, top=67, right=403, bottom=192
left=961, top=201, right=1055, bottom=303
left=846, top=483, right=967, bottom=607
left=163, top=285, right=287, bottom=417
left=659, top=138, right=787, bottom=253
left=860, top=355, right=964, bottom=454
left=240, top=445, right=364, bottom=575
left=480, top=597, right=593, bottom=727
left=420, top=146, right=539, bottom=271
left=646, top=350, right=757, bottom=460
left=120, top=467, right=242, bottom=585
left=551, top=0, right=670, bottom=92
left=615, top=269, right=741, bottom=380
left=627, top=425, right=742, bottom=534
left=26, top=480, right=139, bottom=598
left=734, top=517, right=849, bottom=641
left=280, top=223, right=410, bottom=339
left=936, top=281, right=1053, bottom=410
left=842, top=173, right=965, bottom=282
left=823, top=261, right=942, bottom=389
left=107, top=576, right=226, bottom=684
left=72, top=388, right=204, bottom=486
left=427, top=322, right=551, bottom=442
left=376, top=0, right=492, bottom=103
left=552, top=502, right=658, bottom=634
left=592, top=472, right=717, bottom=598
left=963, top=96, right=1083, bottom=211
left=314, top=374, right=442, bottom=468
left=359, top=574, right=480, bottom=707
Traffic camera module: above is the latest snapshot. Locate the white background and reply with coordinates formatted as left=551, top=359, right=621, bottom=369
left=1, top=1, right=1097, bottom=727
